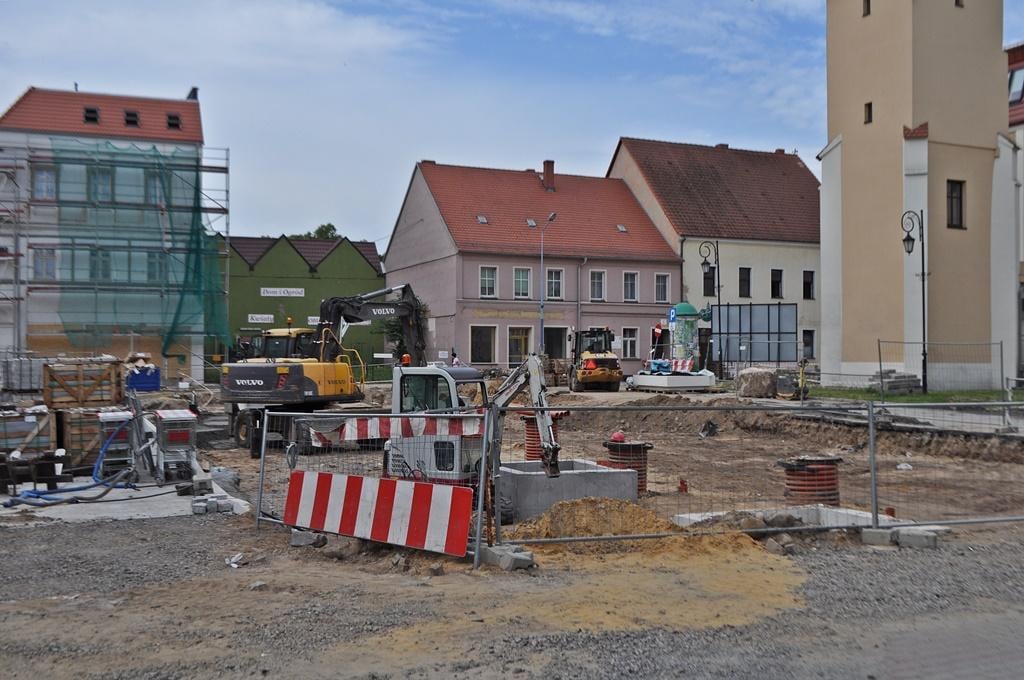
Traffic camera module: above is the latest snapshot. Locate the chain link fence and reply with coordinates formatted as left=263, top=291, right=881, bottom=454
left=255, top=399, right=1024, bottom=562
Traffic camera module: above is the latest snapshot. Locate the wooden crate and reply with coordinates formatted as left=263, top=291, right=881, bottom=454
left=0, top=409, right=56, bottom=456
left=43, top=361, right=123, bottom=409
left=60, top=407, right=132, bottom=467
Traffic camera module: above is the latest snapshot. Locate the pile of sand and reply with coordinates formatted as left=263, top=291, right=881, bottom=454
left=507, top=497, right=680, bottom=546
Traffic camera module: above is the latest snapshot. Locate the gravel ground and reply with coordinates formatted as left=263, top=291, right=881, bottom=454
left=468, top=533, right=1024, bottom=680
left=3, top=517, right=1024, bottom=679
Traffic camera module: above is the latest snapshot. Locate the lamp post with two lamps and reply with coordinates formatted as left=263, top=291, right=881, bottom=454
left=528, top=211, right=557, bottom=353
left=901, top=209, right=928, bottom=394
left=699, top=240, right=722, bottom=379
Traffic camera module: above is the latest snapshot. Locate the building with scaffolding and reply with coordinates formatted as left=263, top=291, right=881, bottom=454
left=0, top=86, right=229, bottom=382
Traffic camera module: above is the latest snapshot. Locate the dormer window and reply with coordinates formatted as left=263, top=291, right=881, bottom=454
left=83, top=107, right=99, bottom=124
left=167, top=113, right=182, bottom=130
left=476, top=215, right=488, bottom=224
left=124, top=110, right=140, bottom=127
left=616, top=224, right=628, bottom=233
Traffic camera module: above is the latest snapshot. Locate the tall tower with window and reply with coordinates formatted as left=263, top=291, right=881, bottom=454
left=819, top=0, right=1019, bottom=387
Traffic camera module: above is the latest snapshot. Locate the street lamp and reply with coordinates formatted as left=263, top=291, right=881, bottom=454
left=901, top=209, right=928, bottom=394
left=529, top=211, right=557, bottom=354
left=698, top=240, right=722, bottom=379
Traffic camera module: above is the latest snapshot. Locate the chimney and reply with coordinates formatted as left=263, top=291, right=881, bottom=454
left=775, top=148, right=786, bottom=154
left=542, top=160, right=555, bottom=191
left=715, top=143, right=729, bottom=149
left=186, top=86, right=199, bottom=100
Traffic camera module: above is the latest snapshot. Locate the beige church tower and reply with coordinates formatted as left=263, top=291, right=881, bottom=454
left=818, top=0, right=1019, bottom=388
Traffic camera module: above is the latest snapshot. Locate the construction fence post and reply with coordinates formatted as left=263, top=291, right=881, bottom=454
left=868, top=401, right=879, bottom=529
left=472, top=408, right=491, bottom=569
left=255, top=409, right=270, bottom=530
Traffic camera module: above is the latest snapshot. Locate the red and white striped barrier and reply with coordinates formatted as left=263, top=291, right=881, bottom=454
left=310, top=415, right=484, bottom=447
left=282, top=471, right=474, bottom=557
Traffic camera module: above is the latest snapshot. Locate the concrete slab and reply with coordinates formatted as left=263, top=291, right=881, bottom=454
left=672, top=504, right=902, bottom=529
left=861, top=528, right=895, bottom=545
left=896, top=528, right=939, bottom=549
left=0, top=477, right=250, bottom=524
left=499, top=459, right=636, bottom=522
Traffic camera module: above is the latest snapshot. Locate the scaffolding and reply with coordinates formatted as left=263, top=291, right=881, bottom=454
left=0, top=137, right=229, bottom=375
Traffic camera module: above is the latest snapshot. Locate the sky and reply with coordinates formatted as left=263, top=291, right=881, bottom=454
left=3, top=0, right=1024, bottom=248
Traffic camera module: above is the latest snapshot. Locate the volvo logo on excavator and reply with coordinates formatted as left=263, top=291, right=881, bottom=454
left=235, top=379, right=265, bottom=386
left=369, top=307, right=396, bottom=316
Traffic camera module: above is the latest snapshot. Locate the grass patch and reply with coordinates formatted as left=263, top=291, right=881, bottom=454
left=810, top=387, right=1007, bottom=403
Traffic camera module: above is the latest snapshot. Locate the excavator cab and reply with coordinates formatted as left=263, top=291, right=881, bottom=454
left=393, top=366, right=488, bottom=414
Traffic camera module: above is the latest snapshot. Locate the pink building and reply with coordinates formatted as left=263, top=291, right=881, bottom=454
left=383, top=160, right=680, bottom=373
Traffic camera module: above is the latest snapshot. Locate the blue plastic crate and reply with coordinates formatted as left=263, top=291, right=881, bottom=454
left=126, top=368, right=161, bottom=392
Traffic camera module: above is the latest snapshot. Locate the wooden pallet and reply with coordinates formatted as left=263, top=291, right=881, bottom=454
left=43, top=361, right=123, bottom=409
left=0, top=409, right=56, bottom=455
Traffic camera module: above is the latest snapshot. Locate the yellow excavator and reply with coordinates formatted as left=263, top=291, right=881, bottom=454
left=221, top=284, right=426, bottom=451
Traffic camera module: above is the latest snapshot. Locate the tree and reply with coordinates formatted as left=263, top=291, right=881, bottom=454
left=292, top=223, right=339, bottom=240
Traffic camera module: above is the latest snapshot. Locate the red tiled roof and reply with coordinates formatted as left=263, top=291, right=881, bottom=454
left=0, top=87, right=203, bottom=144
left=1008, top=45, right=1024, bottom=128
left=613, top=138, right=820, bottom=244
left=351, top=241, right=383, bottom=274
left=290, top=238, right=344, bottom=269
left=903, top=123, right=929, bottom=139
left=417, top=161, right=678, bottom=261
left=230, top=236, right=278, bottom=267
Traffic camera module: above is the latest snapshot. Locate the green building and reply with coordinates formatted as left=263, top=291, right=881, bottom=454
left=228, top=235, right=385, bottom=371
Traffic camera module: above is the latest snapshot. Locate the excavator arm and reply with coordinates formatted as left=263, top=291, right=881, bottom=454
left=315, top=284, right=427, bottom=365
left=489, top=355, right=560, bottom=477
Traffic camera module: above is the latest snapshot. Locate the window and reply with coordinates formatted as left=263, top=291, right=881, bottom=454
left=589, top=270, right=605, bottom=301
left=89, top=250, right=111, bottom=281
left=655, top=273, right=669, bottom=303
left=167, top=113, right=182, bottom=130
left=433, top=441, right=455, bottom=472
left=83, top=107, right=99, bottom=124
left=88, top=167, right=114, bottom=203
left=803, top=271, right=815, bottom=300
left=546, top=269, right=563, bottom=299
left=145, top=170, right=164, bottom=205
left=508, top=327, right=531, bottom=367
left=955, top=0, right=964, bottom=7
left=399, top=374, right=454, bottom=412
left=703, top=265, right=716, bottom=297
left=479, top=266, right=497, bottom=298
left=147, top=252, right=166, bottom=283
left=1010, top=69, right=1024, bottom=104
left=513, top=267, right=531, bottom=299
left=543, top=327, right=567, bottom=359
left=864, top=102, right=873, bottom=124
left=470, top=326, right=496, bottom=364
left=803, top=330, right=816, bottom=360
left=863, top=0, right=870, bottom=16
left=947, top=180, right=965, bottom=229
left=116, top=167, right=145, bottom=204
left=621, top=328, right=638, bottom=359
left=739, top=267, right=751, bottom=298
left=33, top=248, right=56, bottom=280
left=124, top=110, right=140, bottom=127
left=32, top=166, right=57, bottom=201
left=771, top=269, right=784, bottom=299
left=623, top=272, right=638, bottom=302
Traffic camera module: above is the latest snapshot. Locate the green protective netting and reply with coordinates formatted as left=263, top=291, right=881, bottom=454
left=50, top=139, right=227, bottom=357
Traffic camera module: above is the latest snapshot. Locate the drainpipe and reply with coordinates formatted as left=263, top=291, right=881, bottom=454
left=678, top=236, right=686, bottom=302
left=576, top=256, right=588, bottom=330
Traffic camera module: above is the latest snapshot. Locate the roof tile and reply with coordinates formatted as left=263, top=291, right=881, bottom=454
left=418, top=162, right=678, bottom=261
left=617, top=138, right=820, bottom=244
left=0, top=87, right=203, bottom=144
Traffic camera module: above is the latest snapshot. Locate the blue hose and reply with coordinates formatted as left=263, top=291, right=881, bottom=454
left=5, top=418, right=136, bottom=504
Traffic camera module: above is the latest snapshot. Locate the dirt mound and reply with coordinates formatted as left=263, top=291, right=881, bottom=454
left=508, top=497, right=680, bottom=542
left=556, top=395, right=791, bottom=438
